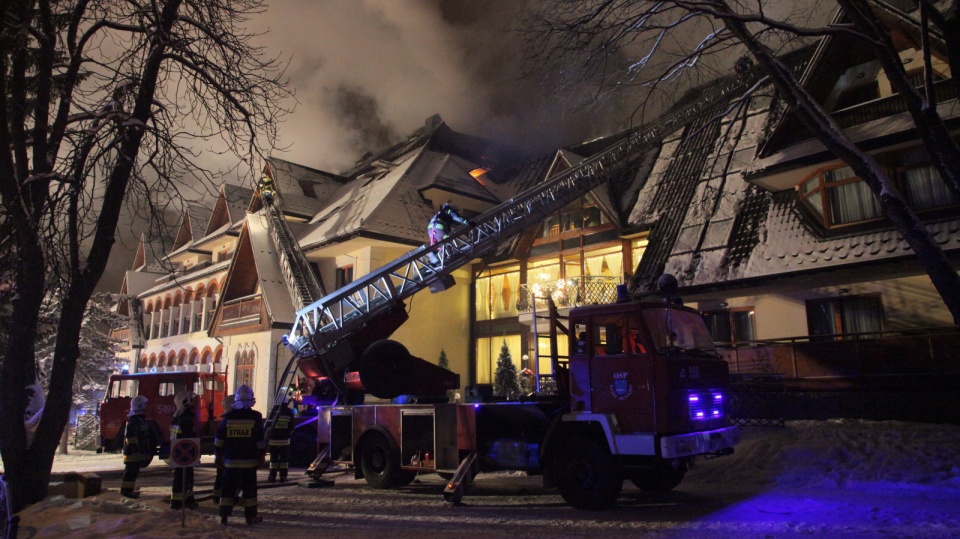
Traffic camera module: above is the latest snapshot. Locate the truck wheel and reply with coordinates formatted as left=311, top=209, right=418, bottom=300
left=552, top=436, right=622, bottom=510
left=630, top=460, right=686, bottom=492
left=360, top=432, right=403, bottom=489
left=288, top=429, right=318, bottom=468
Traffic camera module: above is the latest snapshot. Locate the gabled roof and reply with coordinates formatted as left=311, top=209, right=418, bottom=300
left=293, top=116, right=512, bottom=252
left=205, top=184, right=253, bottom=236
left=172, top=203, right=213, bottom=251
left=264, top=157, right=347, bottom=202
left=299, top=149, right=431, bottom=249
left=132, top=232, right=174, bottom=273
left=210, top=211, right=297, bottom=334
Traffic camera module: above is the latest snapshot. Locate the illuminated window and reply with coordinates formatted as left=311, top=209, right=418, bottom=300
left=235, top=349, right=255, bottom=388
left=475, top=264, right=520, bottom=321
left=475, top=334, right=521, bottom=385
left=537, top=197, right=609, bottom=239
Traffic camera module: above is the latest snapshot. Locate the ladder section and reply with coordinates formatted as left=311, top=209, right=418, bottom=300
left=284, top=71, right=760, bottom=357
left=261, top=185, right=326, bottom=311
left=263, top=347, right=304, bottom=437
left=258, top=182, right=326, bottom=436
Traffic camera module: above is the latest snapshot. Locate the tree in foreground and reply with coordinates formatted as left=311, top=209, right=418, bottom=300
left=519, top=0, right=960, bottom=322
left=0, top=0, right=291, bottom=511
left=493, top=340, right=521, bottom=398
left=438, top=349, right=450, bottom=370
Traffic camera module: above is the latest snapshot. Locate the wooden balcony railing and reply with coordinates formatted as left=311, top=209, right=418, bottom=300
left=220, top=294, right=263, bottom=327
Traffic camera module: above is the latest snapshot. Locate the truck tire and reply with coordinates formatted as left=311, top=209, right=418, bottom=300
left=629, top=460, right=686, bottom=492
left=360, top=432, right=408, bottom=489
left=288, top=429, right=318, bottom=468
left=551, top=435, right=622, bottom=510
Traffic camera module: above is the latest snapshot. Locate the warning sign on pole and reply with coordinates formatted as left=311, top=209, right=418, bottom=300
left=169, top=438, right=201, bottom=468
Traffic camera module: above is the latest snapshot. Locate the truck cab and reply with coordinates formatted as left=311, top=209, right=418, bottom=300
left=542, top=299, right=739, bottom=509
left=97, top=371, right=228, bottom=454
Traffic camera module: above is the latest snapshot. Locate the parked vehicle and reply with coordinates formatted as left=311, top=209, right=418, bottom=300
left=306, top=295, right=739, bottom=509
left=97, top=370, right=228, bottom=456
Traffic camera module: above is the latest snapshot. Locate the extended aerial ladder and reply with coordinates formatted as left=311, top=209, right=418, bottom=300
left=255, top=178, right=328, bottom=438
left=265, top=70, right=761, bottom=432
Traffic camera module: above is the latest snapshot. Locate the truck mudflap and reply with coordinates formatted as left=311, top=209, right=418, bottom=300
left=659, top=425, right=740, bottom=459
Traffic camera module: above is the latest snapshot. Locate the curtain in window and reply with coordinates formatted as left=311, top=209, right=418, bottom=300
left=603, top=253, right=622, bottom=277
left=902, top=165, right=958, bottom=210
left=733, top=311, right=756, bottom=343
left=495, top=271, right=520, bottom=318
left=584, top=255, right=604, bottom=277
left=475, top=276, right=490, bottom=321
left=492, top=275, right=505, bottom=319
left=475, top=334, right=521, bottom=384
left=828, top=180, right=882, bottom=224
left=841, top=297, right=882, bottom=335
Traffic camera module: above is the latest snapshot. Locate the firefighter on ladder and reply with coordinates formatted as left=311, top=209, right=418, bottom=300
left=267, top=399, right=295, bottom=483
left=258, top=174, right=277, bottom=205
left=427, top=202, right=473, bottom=266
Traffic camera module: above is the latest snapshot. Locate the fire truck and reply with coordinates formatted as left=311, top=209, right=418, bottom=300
left=311, top=292, right=738, bottom=509
left=255, top=72, right=756, bottom=509
left=97, top=370, right=228, bottom=456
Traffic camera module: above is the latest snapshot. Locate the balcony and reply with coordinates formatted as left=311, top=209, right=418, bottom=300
left=517, top=275, right=621, bottom=313
left=772, top=79, right=960, bottom=149
left=220, top=294, right=263, bottom=328
left=718, top=325, right=960, bottom=391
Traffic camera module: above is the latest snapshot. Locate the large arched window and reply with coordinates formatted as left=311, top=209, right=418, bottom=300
left=236, top=348, right=255, bottom=388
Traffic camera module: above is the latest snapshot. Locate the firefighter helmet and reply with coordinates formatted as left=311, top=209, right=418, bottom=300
left=221, top=394, right=235, bottom=411
left=129, top=395, right=148, bottom=417
left=233, top=384, right=255, bottom=409
left=174, top=390, right=195, bottom=416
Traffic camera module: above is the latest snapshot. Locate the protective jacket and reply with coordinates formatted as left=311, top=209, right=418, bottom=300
left=171, top=404, right=197, bottom=440
left=268, top=406, right=295, bottom=447
left=427, top=205, right=470, bottom=241
left=123, top=413, right=155, bottom=466
left=214, top=407, right=266, bottom=468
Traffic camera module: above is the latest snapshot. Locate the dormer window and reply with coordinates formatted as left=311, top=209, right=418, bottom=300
left=799, top=166, right=882, bottom=228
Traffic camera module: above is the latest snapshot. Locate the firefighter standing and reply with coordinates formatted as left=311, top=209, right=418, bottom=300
left=426, top=203, right=473, bottom=265
left=170, top=390, right=198, bottom=510
left=212, top=394, right=234, bottom=504
left=215, top=385, right=266, bottom=526
left=120, top=396, right=155, bottom=498
left=267, top=399, right=295, bottom=483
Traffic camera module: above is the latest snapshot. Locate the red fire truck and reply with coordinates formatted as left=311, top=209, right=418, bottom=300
left=97, top=370, right=229, bottom=455
left=307, top=296, right=739, bottom=510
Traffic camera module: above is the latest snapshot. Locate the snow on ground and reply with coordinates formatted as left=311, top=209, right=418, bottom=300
left=12, top=419, right=960, bottom=538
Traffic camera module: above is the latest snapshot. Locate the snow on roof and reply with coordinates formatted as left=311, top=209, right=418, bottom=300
left=299, top=148, right=431, bottom=250
left=266, top=156, right=346, bottom=202
left=185, top=204, right=213, bottom=242
left=222, top=184, right=254, bottom=225
left=246, top=211, right=296, bottom=324
left=737, top=199, right=960, bottom=279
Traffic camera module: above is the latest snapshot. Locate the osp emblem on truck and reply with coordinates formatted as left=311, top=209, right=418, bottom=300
left=610, top=371, right=633, bottom=400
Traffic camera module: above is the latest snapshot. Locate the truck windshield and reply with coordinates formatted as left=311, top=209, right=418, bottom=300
left=641, top=307, right=717, bottom=356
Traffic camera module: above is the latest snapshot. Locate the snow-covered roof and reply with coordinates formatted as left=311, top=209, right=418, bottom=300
left=245, top=211, right=296, bottom=324
left=299, top=148, right=430, bottom=249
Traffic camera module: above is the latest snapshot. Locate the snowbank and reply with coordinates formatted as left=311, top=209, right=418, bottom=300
left=690, top=419, right=960, bottom=491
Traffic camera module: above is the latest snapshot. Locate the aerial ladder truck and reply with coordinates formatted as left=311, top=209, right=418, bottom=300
left=260, top=72, right=757, bottom=508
